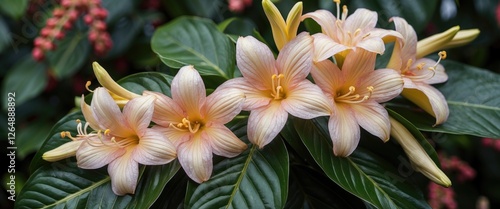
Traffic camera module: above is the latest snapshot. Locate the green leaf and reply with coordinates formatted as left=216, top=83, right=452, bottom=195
left=0, top=17, right=11, bottom=53
left=1, top=55, right=47, bottom=110
left=102, top=0, right=134, bottom=24
left=151, top=16, right=236, bottom=79
left=293, top=117, right=430, bottom=209
left=47, top=31, right=90, bottom=79
left=16, top=119, right=52, bottom=160
left=388, top=60, right=500, bottom=138
left=162, top=0, right=224, bottom=19
left=104, top=15, right=144, bottom=59
left=0, top=0, right=28, bottom=19
left=185, top=119, right=289, bottom=209
left=118, top=72, right=173, bottom=96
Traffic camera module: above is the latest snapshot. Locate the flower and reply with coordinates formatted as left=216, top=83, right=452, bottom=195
left=145, top=65, right=247, bottom=183
left=389, top=117, right=451, bottom=187
left=301, top=0, right=401, bottom=64
left=262, top=0, right=302, bottom=50
left=388, top=17, right=451, bottom=125
left=42, top=128, right=85, bottom=162
left=219, top=32, right=332, bottom=149
left=311, top=49, right=403, bottom=156
left=75, top=87, right=177, bottom=195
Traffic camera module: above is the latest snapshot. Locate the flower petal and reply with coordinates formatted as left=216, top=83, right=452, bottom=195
left=301, top=10, right=338, bottom=38
left=341, top=49, right=377, bottom=85
left=133, top=129, right=177, bottom=165
left=143, top=91, right=185, bottom=127
left=282, top=80, right=332, bottom=119
left=151, top=125, right=191, bottom=148
left=359, top=68, right=403, bottom=103
left=178, top=136, right=213, bottom=183
left=236, top=36, right=277, bottom=90
left=351, top=101, right=390, bottom=142
left=247, top=101, right=288, bottom=149
left=312, top=33, right=348, bottom=62
left=262, top=0, right=288, bottom=50
left=108, top=152, right=139, bottom=195
left=277, top=32, right=313, bottom=87
left=171, top=66, right=205, bottom=120
left=328, top=104, right=360, bottom=157
left=356, top=37, right=386, bottom=55
left=203, top=88, right=245, bottom=124
left=43, top=140, right=83, bottom=162
left=81, top=95, right=101, bottom=131
left=76, top=137, right=125, bottom=169
left=414, top=58, right=448, bottom=84
left=390, top=17, right=417, bottom=63
left=123, top=95, right=155, bottom=137
left=401, top=83, right=449, bottom=125
left=344, top=8, right=377, bottom=33
left=203, top=124, right=247, bottom=157
left=91, top=87, right=132, bottom=137
left=311, top=59, right=344, bottom=95
left=218, top=78, right=271, bottom=110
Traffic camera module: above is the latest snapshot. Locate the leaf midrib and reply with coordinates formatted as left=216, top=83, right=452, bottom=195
left=225, top=145, right=257, bottom=209
left=447, top=100, right=500, bottom=111
left=41, top=176, right=111, bottom=209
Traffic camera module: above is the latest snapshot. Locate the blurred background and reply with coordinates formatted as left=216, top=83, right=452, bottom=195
left=1, top=0, right=499, bottom=208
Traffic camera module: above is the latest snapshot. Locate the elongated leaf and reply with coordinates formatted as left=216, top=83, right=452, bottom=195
left=388, top=60, right=500, bottom=138
left=0, top=0, right=28, bottom=19
left=184, top=119, right=289, bottom=209
left=1, top=55, right=47, bottom=110
left=293, top=117, right=430, bottom=209
left=47, top=31, right=90, bottom=79
left=151, top=16, right=235, bottom=79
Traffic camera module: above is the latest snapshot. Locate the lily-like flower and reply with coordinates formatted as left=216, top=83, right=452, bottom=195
left=301, top=0, right=401, bottom=65
left=311, top=49, right=404, bottom=157
left=145, top=66, right=247, bottom=183
left=262, top=0, right=302, bottom=50
left=388, top=17, right=451, bottom=125
left=92, top=61, right=139, bottom=103
left=42, top=128, right=85, bottom=162
left=219, top=32, right=332, bottom=149
left=75, top=87, right=177, bottom=195
left=389, top=117, right=451, bottom=187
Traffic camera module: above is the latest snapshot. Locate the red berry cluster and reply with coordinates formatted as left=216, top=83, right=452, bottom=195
left=228, top=0, right=253, bottom=13
left=32, top=0, right=112, bottom=61
left=428, top=182, right=457, bottom=209
left=481, top=137, right=500, bottom=151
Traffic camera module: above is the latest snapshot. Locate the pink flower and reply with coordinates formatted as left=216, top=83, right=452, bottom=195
left=219, top=32, right=332, bottom=149
left=74, top=87, right=176, bottom=195
left=146, top=66, right=247, bottom=183
left=312, top=49, right=403, bottom=156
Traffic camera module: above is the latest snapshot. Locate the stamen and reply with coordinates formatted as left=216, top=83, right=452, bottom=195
left=334, top=0, right=341, bottom=19
left=170, top=118, right=202, bottom=133
left=169, top=123, right=187, bottom=132
left=335, top=86, right=373, bottom=104
left=341, top=5, right=348, bottom=21
left=85, top=81, right=94, bottom=92
left=271, top=74, right=285, bottom=100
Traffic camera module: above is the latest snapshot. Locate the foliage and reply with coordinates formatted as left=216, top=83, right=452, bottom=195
left=2, top=0, right=500, bottom=208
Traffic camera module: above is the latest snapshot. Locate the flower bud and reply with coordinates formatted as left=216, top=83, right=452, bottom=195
left=92, top=62, right=139, bottom=100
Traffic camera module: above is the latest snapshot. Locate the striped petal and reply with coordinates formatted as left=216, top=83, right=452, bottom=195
left=312, top=33, right=348, bottom=62
left=123, top=95, right=155, bottom=137
left=107, top=151, right=139, bottom=195
left=203, top=88, right=245, bottom=124
left=91, top=87, right=132, bottom=137
left=204, top=124, right=247, bottom=158
left=236, top=36, right=277, bottom=91
left=359, top=68, right=404, bottom=103
left=282, top=80, right=332, bottom=119
left=143, top=91, right=185, bottom=127
left=247, top=101, right=288, bottom=149
left=301, top=10, right=338, bottom=38
left=133, top=129, right=177, bottom=165
left=171, top=66, right=205, bottom=120
left=178, top=136, right=213, bottom=183
left=351, top=101, right=391, bottom=142
left=311, top=59, right=343, bottom=95
left=76, top=137, right=125, bottom=169
left=277, top=32, right=313, bottom=87
left=218, top=78, right=271, bottom=110
left=402, top=83, right=449, bottom=125
left=328, top=104, right=360, bottom=157
left=344, top=8, right=377, bottom=33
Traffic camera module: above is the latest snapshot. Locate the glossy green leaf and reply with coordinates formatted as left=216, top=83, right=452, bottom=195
left=102, top=0, right=134, bottom=24
left=118, top=72, right=173, bottom=96
left=388, top=60, right=500, bottom=138
left=0, top=0, right=28, bottom=19
left=185, top=119, right=289, bottom=209
left=162, top=0, right=224, bottom=19
left=47, top=31, right=90, bottom=79
left=0, top=17, right=11, bottom=53
left=1, top=55, right=47, bottom=110
left=294, top=117, right=430, bottom=209
left=16, top=119, right=52, bottom=160
left=151, top=16, right=236, bottom=79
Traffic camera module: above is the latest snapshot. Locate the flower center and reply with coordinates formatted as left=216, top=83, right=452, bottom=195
left=402, top=51, right=446, bottom=82
left=170, top=117, right=202, bottom=134
left=335, top=85, right=374, bottom=104
left=271, top=74, right=285, bottom=100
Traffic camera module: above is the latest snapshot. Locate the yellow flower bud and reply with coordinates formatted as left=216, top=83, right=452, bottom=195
left=443, top=28, right=480, bottom=50
left=262, top=0, right=303, bottom=50
left=92, top=62, right=139, bottom=100
left=389, top=117, right=452, bottom=187
left=416, top=26, right=459, bottom=59
left=42, top=140, right=83, bottom=162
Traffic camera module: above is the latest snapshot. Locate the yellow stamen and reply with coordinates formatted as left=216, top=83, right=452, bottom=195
left=336, top=86, right=373, bottom=104
left=334, top=0, right=341, bottom=20
left=271, top=74, right=285, bottom=100
left=85, top=81, right=94, bottom=92
left=170, top=118, right=202, bottom=134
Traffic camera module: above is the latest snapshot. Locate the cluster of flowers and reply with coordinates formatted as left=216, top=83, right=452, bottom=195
left=32, top=0, right=112, bottom=61
left=42, top=0, right=479, bottom=196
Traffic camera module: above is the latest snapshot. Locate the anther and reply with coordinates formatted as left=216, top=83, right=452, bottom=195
left=334, top=0, right=341, bottom=20
left=85, top=81, right=94, bottom=92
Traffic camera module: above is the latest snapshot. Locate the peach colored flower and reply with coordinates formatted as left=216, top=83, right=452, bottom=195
left=146, top=66, right=247, bottom=183
left=312, top=49, right=403, bottom=156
